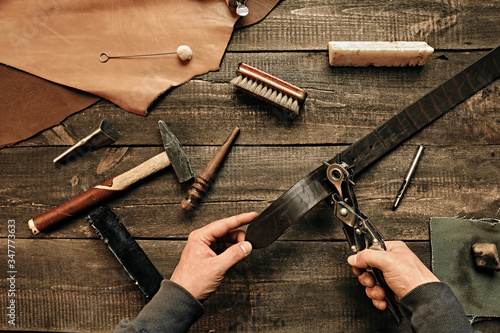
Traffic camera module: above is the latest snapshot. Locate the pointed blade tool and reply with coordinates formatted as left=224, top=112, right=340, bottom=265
left=159, top=120, right=194, bottom=183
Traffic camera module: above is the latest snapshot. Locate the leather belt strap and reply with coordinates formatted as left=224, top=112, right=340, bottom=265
left=246, top=46, right=500, bottom=249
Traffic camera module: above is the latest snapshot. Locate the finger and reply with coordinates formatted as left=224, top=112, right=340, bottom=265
left=373, top=299, right=387, bottom=311
left=216, top=241, right=252, bottom=273
left=358, top=272, right=376, bottom=288
left=352, top=266, right=364, bottom=276
left=224, top=229, right=246, bottom=244
left=384, top=240, right=408, bottom=252
left=216, top=229, right=247, bottom=254
left=220, top=230, right=246, bottom=250
left=236, top=229, right=246, bottom=243
left=366, top=285, right=386, bottom=301
left=347, top=249, right=393, bottom=271
left=202, top=212, right=258, bottom=239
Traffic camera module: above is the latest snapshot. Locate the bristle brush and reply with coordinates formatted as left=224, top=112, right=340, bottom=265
left=231, top=63, right=307, bottom=116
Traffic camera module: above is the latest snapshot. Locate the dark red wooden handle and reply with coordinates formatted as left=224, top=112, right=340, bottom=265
left=29, top=178, right=116, bottom=234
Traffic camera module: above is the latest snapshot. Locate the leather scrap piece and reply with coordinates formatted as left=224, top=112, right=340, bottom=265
left=430, top=217, right=500, bottom=319
left=234, top=0, right=281, bottom=28
left=0, top=0, right=239, bottom=115
left=0, top=64, right=100, bottom=148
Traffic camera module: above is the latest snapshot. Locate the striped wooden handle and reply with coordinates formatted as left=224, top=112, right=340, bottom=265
left=29, top=152, right=171, bottom=234
left=180, top=127, right=239, bottom=212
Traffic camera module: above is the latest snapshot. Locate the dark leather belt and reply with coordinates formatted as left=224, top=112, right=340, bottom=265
left=246, top=46, right=500, bottom=249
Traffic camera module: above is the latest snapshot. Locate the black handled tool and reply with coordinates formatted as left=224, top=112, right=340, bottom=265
left=324, top=161, right=403, bottom=325
left=88, top=206, right=163, bottom=299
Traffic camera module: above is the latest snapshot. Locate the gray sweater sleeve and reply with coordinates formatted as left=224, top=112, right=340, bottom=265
left=399, top=282, right=474, bottom=333
left=114, top=280, right=204, bottom=333
left=115, top=280, right=474, bottom=332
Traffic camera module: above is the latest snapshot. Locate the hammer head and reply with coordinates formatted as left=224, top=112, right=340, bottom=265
left=158, top=121, right=194, bottom=183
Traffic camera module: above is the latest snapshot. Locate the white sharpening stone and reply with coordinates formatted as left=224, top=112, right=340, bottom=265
left=328, top=41, right=434, bottom=67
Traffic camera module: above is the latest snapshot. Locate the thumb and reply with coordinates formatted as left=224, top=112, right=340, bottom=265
left=216, top=241, right=252, bottom=272
left=347, top=249, right=390, bottom=271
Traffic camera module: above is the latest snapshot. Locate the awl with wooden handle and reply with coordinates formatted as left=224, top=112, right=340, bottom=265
left=181, top=127, right=240, bottom=212
left=28, top=121, right=193, bottom=234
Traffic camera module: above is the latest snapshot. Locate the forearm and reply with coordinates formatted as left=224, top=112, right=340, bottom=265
left=400, top=282, right=474, bottom=333
left=114, top=280, right=204, bottom=333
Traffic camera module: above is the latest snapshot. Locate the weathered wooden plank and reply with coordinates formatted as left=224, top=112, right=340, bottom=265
left=1, top=1, right=498, bottom=332
left=229, top=0, right=500, bottom=51
left=2, top=238, right=498, bottom=332
left=0, top=239, right=425, bottom=332
left=0, top=238, right=173, bottom=332
left=11, top=51, right=498, bottom=147
left=1, top=145, right=497, bottom=239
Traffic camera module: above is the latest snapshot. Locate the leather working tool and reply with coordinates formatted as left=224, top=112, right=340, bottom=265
left=99, top=45, right=193, bottom=63
left=231, top=63, right=307, bottom=117
left=392, top=145, right=425, bottom=210
left=324, top=161, right=403, bottom=324
left=181, top=127, right=240, bottom=212
left=88, top=206, right=163, bottom=299
left=246, top=47, right=499, bottom=323
left=28, top=121, right=193, bottom=235
left=53, top=119, right=118, bottom=164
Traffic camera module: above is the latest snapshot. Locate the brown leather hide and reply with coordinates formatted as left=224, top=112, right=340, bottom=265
left=0, top=0, right=281, bottom=147
left=0, top=0, right=239, bottom=115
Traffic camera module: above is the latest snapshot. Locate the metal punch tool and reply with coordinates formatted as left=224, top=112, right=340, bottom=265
left=324, top=161, right=404, bottom=325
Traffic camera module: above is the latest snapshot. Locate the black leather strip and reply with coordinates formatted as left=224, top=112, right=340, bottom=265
left=246, top=47, right=500, bottom=249
left=88, top=206, right=163, bottom=299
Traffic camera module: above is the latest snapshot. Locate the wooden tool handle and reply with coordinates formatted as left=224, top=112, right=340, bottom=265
left=28, top=152, right=171, bottom=234
left=180, top=176, right=209, bottom=212
left=237, top=63, right=307, bottom=102
left=181, top=127, right=239, bottom=212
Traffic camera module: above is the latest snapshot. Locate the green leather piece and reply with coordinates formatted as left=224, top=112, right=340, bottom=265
left=430, top=217, right=500, bottom=319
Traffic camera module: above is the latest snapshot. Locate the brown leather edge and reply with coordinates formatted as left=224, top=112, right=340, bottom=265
left=234, top=0, right=281, bottom=28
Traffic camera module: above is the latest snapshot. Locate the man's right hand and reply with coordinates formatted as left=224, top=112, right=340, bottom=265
left=347, top=241, right=440, bottom=310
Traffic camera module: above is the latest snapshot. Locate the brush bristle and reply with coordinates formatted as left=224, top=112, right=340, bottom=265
left=231, top=74, right=301, bottom=114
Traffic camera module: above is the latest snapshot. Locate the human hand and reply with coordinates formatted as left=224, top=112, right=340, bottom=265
left=347, top=241, right=439, bottom=311
left=170, top=212, right=258, bottom=301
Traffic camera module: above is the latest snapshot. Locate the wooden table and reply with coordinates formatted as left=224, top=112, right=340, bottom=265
left=1, top=0, right=499, bottom=332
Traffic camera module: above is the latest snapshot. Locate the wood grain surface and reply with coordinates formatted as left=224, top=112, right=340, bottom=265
left=0, top=0, right=499, bottom=331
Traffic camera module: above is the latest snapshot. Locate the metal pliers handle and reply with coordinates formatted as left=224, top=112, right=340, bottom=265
left=325, top=162, right=403, bottom=325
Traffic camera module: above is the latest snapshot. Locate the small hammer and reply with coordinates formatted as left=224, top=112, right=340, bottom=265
left=28, top=121, right=193, bottom=235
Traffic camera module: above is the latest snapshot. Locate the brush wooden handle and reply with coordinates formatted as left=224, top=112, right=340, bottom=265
left=28, top=152, right=171, bottom=234
left=181, top=127, right=240, bottom=212
left=236, top=63, right=307, bottom=102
